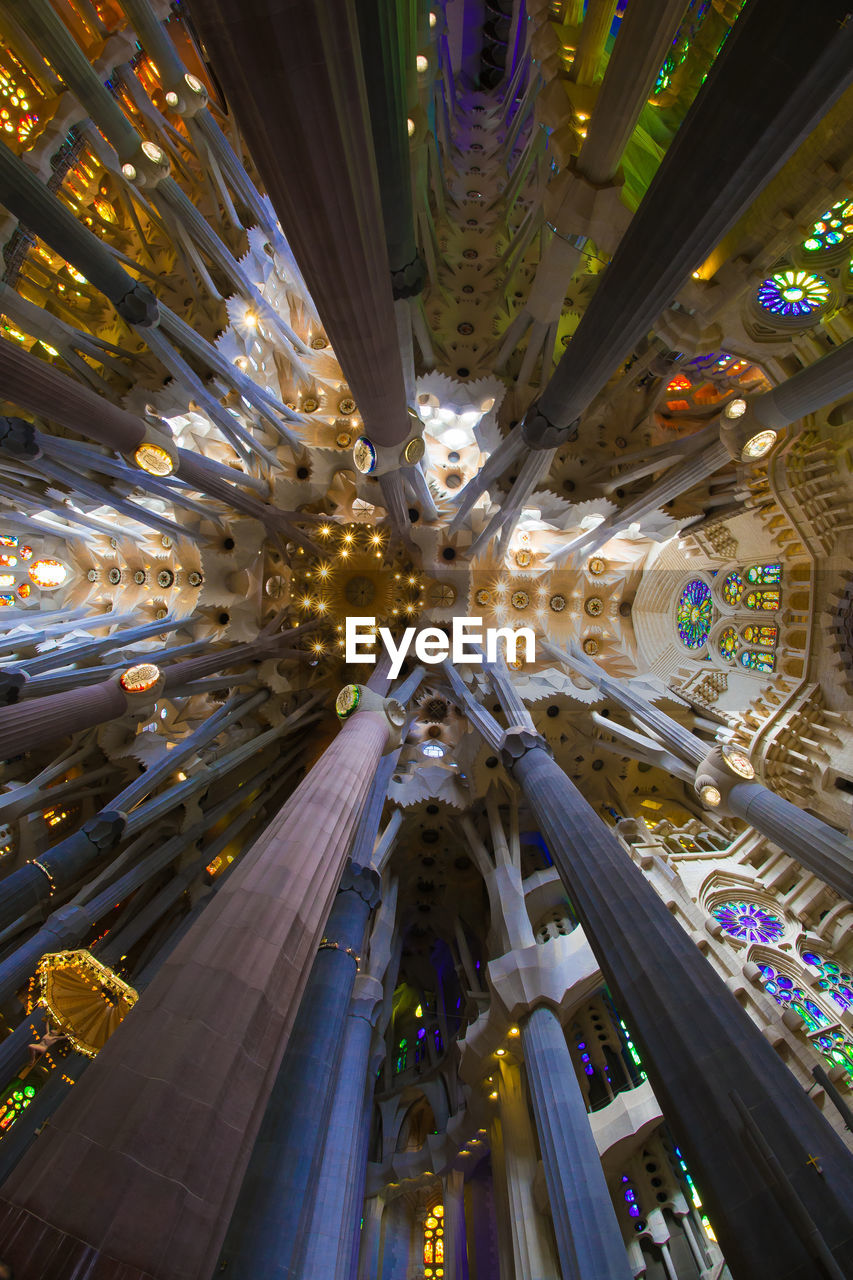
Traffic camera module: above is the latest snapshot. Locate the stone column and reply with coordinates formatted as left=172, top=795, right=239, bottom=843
left=443, top=1167, right=470, bottom=1280
left=521, top=1005, right=633, bottom=1280
left=0, top=678, right=129, bottom=756
left=506, top=731, right=853, bottom=1280
left=578, top=0, right=686, bottom=184
left=571, top=0, right=617, bottom=85
left=497, top=1056, right=560, bottom=1279
left=752, top=334, right=853, bottom=431
left=298, top=874, right=400, bottom=1280
left=357, top=1194, right=385, bottom=1280
left=534, top=0, right=853, bottom=432
left=557, top=643, right=853, bottom=904
left=0, top=139, right=156, bottom=325
left=189, top=0, right=411, bottom=448
left=0, top=693, right=394, bottom=1280
left=219, top=860, right=381, bottom=1277
left=726, top=781, right=853, bottom=904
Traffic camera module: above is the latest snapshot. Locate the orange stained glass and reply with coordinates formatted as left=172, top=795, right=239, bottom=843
left=436, top=1236, right=444, bottom=1263
left=665, top=399, right=690, bottom=412
left=666, top=374, right=691, bottom=392
left=28, top=558, right=67, bottom=589
left=424, top=1239, right=433, bottom=1265
left=692, top=383, right=722, bottom=405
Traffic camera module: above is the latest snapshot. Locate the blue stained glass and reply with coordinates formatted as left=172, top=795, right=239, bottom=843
left=739, top=650, right=775, bottom=673
left=801, top=952, right=853, bottom=1013
left=713, top=902, right=784, bottom=944
left=677, top=579, right=713, bottom=648
left=757, top=965, right=829, bottom=1031
left=757, top=271, right=829, bottom=318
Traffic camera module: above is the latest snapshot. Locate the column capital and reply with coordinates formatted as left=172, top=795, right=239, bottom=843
left=0, top=416, right=40, bottom=459
left=694, top=743, right=756, bottom=811
left=339, top=860, right=382, bottom=909
left=500, top=726, right=553, bottom=773
left=335, top=684, right=406, bottom=749
left=391, top=252, right=426, bottom=299
left=114, top=281, right=160, bottom=327
left=520, top=403, right=580, bottom=450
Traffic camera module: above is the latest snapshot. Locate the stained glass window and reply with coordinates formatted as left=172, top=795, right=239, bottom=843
left=395, top=1038, right=407, bottom=1073
left=424, top=1207, right=444, bottom=1268
left=722, top=571, right=743, bottom=606
left=620, top=1174, right=645, bottom=1230
left=676, top=580, right=713, bottom=649
left=0, top=1077, right=37, bottom=1134
left=816, top=1030, right=853, bottom=1081
left=0, top=554, right=16, bottom=568
left=802, top=953, right=853, bottom=1015
left=713, top=901, right=784, bottom=944
left=0, top=594, right=14, bottom=608
left=744, top=589, right=780, bottom=611
left=742, top=624, right=778, bottom=646
left=802, top=199, right=853, bottom=253
left=718, top=627, right=740, bottom=661
left=757, top=965, right=829, bottom=1031
left=0, top=536, right=17, bottom=547
left=739, top=650, right=775, bottom=673
left=745, top=563, right=781, bottom=585
left=757, top=270, right=830, bottom=318
left=28, top=559, right=67, bottom=589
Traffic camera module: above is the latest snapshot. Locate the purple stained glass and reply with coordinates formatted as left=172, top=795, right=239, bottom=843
left=713, top=901, right=784, bottom=944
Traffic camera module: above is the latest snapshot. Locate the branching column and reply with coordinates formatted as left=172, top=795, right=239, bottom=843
left=505, top=731, right=853, bottom=1280
left=0, top=694, right=393, bottom=1280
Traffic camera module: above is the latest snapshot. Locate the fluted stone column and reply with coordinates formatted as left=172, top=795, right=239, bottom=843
left=0, top=140, right=157, bottom=325
left=507, top=732, right=853, bottom=1280
left=571, top=0, right=617, bottom=85
left=751, top=334, right=853, bottom=431
left=219, top=860, right=381, bottom=1277
left=726, top=782, right=853, bottom=903
left=536, top=0, right=853, bottom=432
left=0, top=679, right=128, bottom=755
left=443, top=1167, right=470, bottom=1280
left=555, top=643, right=853, bottom=904
left=521, top=1005, right=633, bottom=1280
left=0, top=695, right=393, bottom=1279
left=578, top=0, right=687, bottom=185
left=189, top=0, right=411, bottom=448
left=497, top=1056, right=560, bottom=1279
left=357, top=1194, right=385, bottom=1280
left=298, top=973, right=383, bottom=1279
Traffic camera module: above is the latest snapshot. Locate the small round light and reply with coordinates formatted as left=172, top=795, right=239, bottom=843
left=403, top=436, right=425, bottom=465
left=141, top=141, right=164, bottom=163
left=407, top=117, right=416, bottom=138
left=495, top=1047, right=506, bottom=1056
left=134, top=442, right=175, bottom=476
left=165, top=91, right=179, bottom=107
left=699, top=784, right=722, bottom=807
left=742, top=430, right=777, bottom=460
left=184, top=73, right=204, bottom=93
left=429, top=10, right=437, bottom=25
left=121, top=162, right=137, bottom=180
left=724, top=398, right=747, bottom=419
left=336, top=684, right=361, bottom=719
left=509, top=1026, right=520, bottom=1037
left=489, top=1090, right=498, bottom=1099
left=416, top=54, right=429, bottom=72
left=120, top=662, right=161, bottom=693
left=353, top=436, right=377, bottom=474
left=721, top=742, right=755, bottom=779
